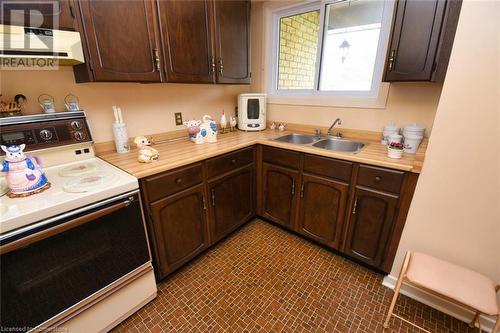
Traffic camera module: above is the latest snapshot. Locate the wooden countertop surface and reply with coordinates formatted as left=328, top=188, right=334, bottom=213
left=97, top=130, right=426, bottom=178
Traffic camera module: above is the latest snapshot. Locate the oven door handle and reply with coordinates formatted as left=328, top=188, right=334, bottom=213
left=0, top=196, right=135, bottom=255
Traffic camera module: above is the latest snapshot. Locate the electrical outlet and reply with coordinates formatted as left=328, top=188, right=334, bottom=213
left=174, top=112, right=183, bottom=126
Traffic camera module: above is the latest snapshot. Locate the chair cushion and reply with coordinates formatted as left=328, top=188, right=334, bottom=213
left=406, top=252, right=499, bottom=315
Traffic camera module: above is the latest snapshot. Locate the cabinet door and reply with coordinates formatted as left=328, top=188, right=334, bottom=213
left=262, top=163, right=299, bottom=229
left=297, top=175, right=349, bottom=250
left=384, top=0, right=446, bottom=81
left=77, top=0, right=161, bottom=82
left=213, top=0, right=251, bottom=84
left=209, top=165, right=255, bottom=243
left=157, top=0, right=214, bottom=83
left=343, top=187, right=399, bottom=268
left=150, top=184, right=208, bottom=278
left=0, top=0, right=75, bottom=30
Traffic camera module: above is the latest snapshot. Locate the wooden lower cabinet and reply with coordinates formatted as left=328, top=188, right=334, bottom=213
left=209, top=165, right=255, bottom=243
left=343, top=187, right=399, bottom=267
left=261, top=163, right=299, bottom=229
left=142, top=146, right=417, bottom=278
left=150, top=184, right=209, bottom=279
left=297, top=174, right=349, bottom=249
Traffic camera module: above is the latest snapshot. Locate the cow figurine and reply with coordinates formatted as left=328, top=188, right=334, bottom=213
left=133, top=136, right=159, bottom=163
left=1, top=144, right=50, bottom=197
left=183, top=115, right=218, bottom=144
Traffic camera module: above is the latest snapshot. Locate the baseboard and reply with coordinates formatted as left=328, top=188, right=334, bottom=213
left=382, top=275, right=497, bottom=332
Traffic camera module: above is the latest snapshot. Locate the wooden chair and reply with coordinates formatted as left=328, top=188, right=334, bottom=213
left=383, top=251, right=500, bottom=333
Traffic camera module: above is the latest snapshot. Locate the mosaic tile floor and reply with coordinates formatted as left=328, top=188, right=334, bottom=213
left=113, top=219, right=480, bottom=333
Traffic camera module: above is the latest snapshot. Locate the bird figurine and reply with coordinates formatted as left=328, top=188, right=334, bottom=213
left=133, top=136, right=159, bottom=163
left=220, top=110, right=228, bottom=134
left=230, top=116, right=237, bottom=132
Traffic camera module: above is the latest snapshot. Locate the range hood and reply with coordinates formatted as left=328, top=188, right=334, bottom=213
left=0, top=24, right=84, bottom=66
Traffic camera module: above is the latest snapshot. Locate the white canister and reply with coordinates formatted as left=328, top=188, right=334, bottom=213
left=381, top=123, right=400, bottom=145
left=403, top=123, right=425, bottom=137
left=112, top=123, right=130, bottom=153
left=388, top=133, right=403, bottom=146
left=403, top=134, right=423, bottom=154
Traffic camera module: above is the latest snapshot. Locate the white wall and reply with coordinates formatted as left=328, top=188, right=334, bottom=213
left=389, top=0, right=500, bottom=304
left=0, top=69, right=249, bottom=143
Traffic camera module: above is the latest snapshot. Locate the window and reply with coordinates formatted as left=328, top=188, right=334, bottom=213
left=270, top=0, right=394, bottom=100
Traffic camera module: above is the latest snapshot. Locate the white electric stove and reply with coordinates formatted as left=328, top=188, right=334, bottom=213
left=0, top=112, right=156, bottom=333
left=1, top=156, right=138, bottom=234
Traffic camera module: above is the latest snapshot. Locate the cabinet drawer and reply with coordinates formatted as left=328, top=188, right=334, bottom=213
left=357, top=165, right=405, bottom=194
left=206, top=147, right=254, bottom=179
left=303, top=154, right=352, bottom=182
left=143, top=163, right=203, bottom=202
left=263, top=146, right=301, bottom=170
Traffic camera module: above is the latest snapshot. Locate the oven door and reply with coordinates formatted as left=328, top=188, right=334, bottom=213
left=0, top=191, right=151, bottom=332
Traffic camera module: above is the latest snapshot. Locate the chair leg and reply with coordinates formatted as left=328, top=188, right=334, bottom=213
left=383, top=251, right=412, bottom=329
left=470, top=311, right=480, bottom=328
left=492, top=315, right=500, bottom=333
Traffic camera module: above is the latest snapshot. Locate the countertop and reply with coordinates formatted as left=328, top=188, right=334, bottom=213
left=97, top=130, right=426, bottom=178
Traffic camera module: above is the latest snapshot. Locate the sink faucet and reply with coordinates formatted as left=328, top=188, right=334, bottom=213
left=327, top=118, right=342, bottom=137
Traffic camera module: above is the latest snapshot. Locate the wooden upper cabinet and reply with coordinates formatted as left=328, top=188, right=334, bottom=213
left=384, top=0, right=461, bottom=82
left=297, top=175, right=349, bottom=250
left=0, top=0, right=75, bottom=30
left=150, top=184, right=209, bottom=279
left=262, top=163, right=299, bottom=229
left=157, top=0, right=214, bottom=83
left=343, top=187, right=399, bottom=268
left=213, top=0, right=251, bottom=84
left=75, top=0, right=161, bottom=82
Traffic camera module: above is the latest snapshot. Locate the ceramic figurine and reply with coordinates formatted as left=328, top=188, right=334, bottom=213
left=278, top=122, right=286, bottom=131
left=184, top=115, right=218, bottom=144
left=1, top=144, right=50, bottom=197
left=270, top=122, right=277, bottom=130
left=220, top=110, right=228, bottom=134
left=133, top=136, right=159, bottom=163
left=230, top=116, right=237, bottom=132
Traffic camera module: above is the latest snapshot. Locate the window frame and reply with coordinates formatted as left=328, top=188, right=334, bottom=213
left=269, top=0, right=395, bottom=101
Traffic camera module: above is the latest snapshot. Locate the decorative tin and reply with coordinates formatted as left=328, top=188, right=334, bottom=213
left=184, top=115, right=218, bottom=144
left=1, top=144, right=50, bottom=197
left=133, top=136, right=159, bottom=163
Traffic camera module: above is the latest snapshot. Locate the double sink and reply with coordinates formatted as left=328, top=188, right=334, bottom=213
left=273, top=134, right=365, bottom=153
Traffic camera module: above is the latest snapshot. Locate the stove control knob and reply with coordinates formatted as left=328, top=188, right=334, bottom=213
left=70, top=120, right=83, bottom=130
left=39, top=129, right=53, bottom=141
left=73, top=131, right=85, bottom=141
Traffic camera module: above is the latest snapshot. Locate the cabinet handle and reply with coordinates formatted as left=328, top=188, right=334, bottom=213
left=388, top=50, right=396, bottom=72
left=300, top=183, right=304, bottom=198
left=374, top=176, right=382, bottom=184
left=231, top=159, right=236, bottom=165
left=153, top=48, right=161, bottom=72
left=211, top=189, right=216, bottom=206
left=291, top=180, right=295, bottom=196
left=202, top=196, right=207, bottom=210
left=210, top=56, right=216, bottom=74
left=218, top=58, right=224, bottom=76
left=352, top=197, right=358, bottom=215
left=175, top=178, right=182, bottom=184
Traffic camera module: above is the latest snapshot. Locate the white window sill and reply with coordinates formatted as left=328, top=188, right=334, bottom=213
left=267, top=82, right=390, bottom=109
